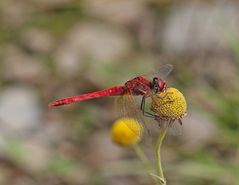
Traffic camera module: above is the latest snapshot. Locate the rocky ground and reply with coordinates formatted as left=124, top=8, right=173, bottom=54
left=0, top=0, right=239, bottom=185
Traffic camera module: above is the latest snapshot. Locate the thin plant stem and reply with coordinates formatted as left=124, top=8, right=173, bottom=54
left=132, top=144, right=159, bottom=185
left=156, top=126, right=167, bottom=185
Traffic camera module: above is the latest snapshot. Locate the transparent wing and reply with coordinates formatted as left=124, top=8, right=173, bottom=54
left=167, top=120, right=183, bottom=136
left=115, top=94, right=153, bottom=143
left=143, top=64, right=173, bottom=80
left=115, top=95, right=144, bottom=134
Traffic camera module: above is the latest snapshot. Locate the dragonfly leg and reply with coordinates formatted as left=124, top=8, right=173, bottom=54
left=178, top=118, right=183, bottom=125
left=154, top=100, right=175, bottom=108
left=140, top=95, right=155, bottom=118
left=143, top=112, right=155, bottom=118
left=168, top=119, right=174, bottom=127
left=140, top=95, right=146, bottom=111
left=156, top=92, right=173, bottom=99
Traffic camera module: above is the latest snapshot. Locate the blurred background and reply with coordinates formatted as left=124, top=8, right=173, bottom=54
left=0, top=0, right=239, bottom=184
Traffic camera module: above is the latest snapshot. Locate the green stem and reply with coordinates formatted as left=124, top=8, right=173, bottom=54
left=132, top=144, right=158, bottom=185
left=156, top=127, right=167, bottom=185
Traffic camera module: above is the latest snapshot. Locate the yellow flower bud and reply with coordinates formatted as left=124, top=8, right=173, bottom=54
left=111, top=118, right=143, bottom=146
left=151, top=88, right=187, bottom=120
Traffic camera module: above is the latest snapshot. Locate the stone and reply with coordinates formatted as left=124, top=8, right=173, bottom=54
left=161, top=2, right=239, bottom=54
left=83, top=0, right=146, bottom=25
left=2, top=45, right=48, bottom=83
left=20, top=28, right=55, bottom=53
left=0, top=86, right=41, bottom=134
left=54, top=22, right=131, bottom=76
left=181, top=111, right=218, bottom=149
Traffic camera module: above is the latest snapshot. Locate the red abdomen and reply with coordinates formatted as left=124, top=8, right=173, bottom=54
left=48, top=86, right=125, bottom=107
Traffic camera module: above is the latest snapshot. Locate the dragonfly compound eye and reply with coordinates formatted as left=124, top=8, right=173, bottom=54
left=153, top=77, right=159, bottom=83
left=158, top=79, right=167, bottom=92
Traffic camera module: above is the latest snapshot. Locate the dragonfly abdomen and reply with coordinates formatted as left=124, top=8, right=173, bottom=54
left=48, top=86, right=125, bottom=107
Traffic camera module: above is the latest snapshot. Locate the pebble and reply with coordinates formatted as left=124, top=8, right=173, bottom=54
left=20, top=28, right=55, bottom=54
left=83, top=0, right=146, bottom=25
left=181, top=111, right=218, bottom=149
left=2, top=45, right=48, bottom=83
left=54, top=22, right=131, bottom=76
left=161, top=2, right=239, bottom=54
left=0, top=86, right=41, bottom=135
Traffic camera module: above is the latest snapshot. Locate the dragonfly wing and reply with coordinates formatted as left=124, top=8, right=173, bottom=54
left=115, top=94, right=152, bottom=141
left=143, top=64, right=173, bottom=80
left=167, top=120, right=183, bottom=135
left=115, top=95, right=143, bottom=129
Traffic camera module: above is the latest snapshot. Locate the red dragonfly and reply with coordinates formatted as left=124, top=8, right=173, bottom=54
left=48, top=64, right=173, bottom=123
left=49, top=64, right=172, bottom=106
left=48, top=64, right=173, bottom=133
left=48, top=64, right=182, bottom=135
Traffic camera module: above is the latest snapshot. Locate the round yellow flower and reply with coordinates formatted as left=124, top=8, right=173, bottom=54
left=111, top=118, right=143, bottom=146
left=150, top=87, right=187, bottom=120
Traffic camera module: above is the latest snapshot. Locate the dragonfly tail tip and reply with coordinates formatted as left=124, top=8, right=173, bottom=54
left=48, top=103, right=54, bottom=107
left=48, top=102, right=58, bottom=107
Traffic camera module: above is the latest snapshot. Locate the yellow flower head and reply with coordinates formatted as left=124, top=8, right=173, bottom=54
left=111, top=118, right=143, bottom=146
left=151, top=88, right=187, bottom=120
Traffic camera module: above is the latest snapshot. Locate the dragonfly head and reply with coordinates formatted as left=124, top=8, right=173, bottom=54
left=152, top=77, right=167, bottom=93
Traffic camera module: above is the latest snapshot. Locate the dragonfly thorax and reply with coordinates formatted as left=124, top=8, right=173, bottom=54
left=124, top=76, right=151, bottom=95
